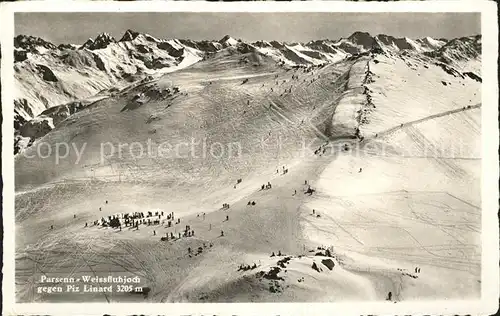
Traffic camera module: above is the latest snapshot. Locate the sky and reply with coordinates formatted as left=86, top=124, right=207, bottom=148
left=15, top=12, right=480, bottom=45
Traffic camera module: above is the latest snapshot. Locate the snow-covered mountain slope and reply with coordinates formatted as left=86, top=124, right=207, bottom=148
left=13, top=31, right=481, bottom=156
left=14, top=37, right=481, bottom=302
left=424, top=35, right=481, bottom=74
left=13, top=30, right=208, bottom=123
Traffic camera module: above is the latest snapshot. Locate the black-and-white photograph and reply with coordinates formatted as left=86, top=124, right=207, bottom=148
left=1, top=1, right=498, bottom=314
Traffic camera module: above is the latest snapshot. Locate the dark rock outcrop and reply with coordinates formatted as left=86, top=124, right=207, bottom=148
left=14, top=50, right=28, bottom=62
left=157, top=42, right=184, bottom=57
left=321, top=259, right=335, bottom=270
left=36, top=64, right=58, bottom=82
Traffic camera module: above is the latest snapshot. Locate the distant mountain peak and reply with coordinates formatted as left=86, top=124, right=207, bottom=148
left=96, top=32, right=115, bottom=41
left=82, top=32, right=116, bottom=50
left=14, top=35, right=57, bottom=52
left=219, top=34, right=233, bottom=41
left=348, top=31, right=373, bottom=41
left=347, top=32, right=377, bottom=49
left=120, top=29, right=141, bottom=42
left=219, top=35, right=238, bottom=47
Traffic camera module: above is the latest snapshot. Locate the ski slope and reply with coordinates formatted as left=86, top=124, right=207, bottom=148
left=15, top=47, right=481, bottom=302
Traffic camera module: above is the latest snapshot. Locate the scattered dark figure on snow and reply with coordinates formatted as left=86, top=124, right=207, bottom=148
left=85, top=222, right=88, bottom=227
left=313, top=209, right=315, bottom=215
left=305, top=187, right=316, bottom=195
left=359, top=168, right=363, bottom=173
left=99, top=207, right=102, bottom=212
left=387, top=292, right=393, bottom=301
left=226, top=215, right=229, bottom=221
left=271, top=252, right=276, bottom=257
left=221, top=230, right=224, bottom=237
left=50, top=225, right=54, bottom=230
left=153, top=230, right=156, bottom=236
left=74, top=214, right=76, bottom=218
left=251, top=201, right=256, bottom=206
left=106, top=200, right=108, bottom=204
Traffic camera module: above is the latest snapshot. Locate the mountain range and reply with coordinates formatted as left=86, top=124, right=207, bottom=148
left=13, top=30, right=481, bottom=153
